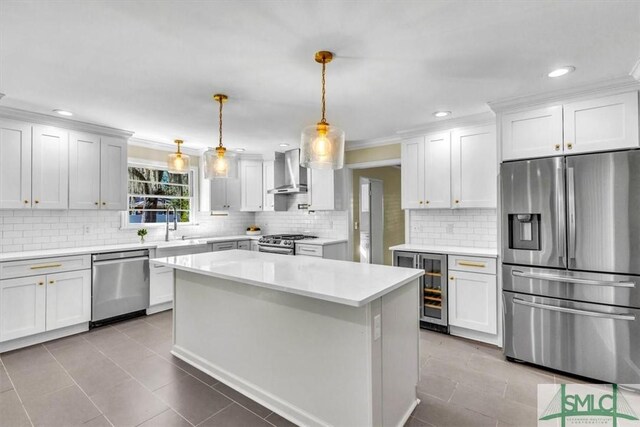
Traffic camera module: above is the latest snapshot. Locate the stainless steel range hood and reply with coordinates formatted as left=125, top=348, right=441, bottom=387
left=268, top=149, right=308, bottom=194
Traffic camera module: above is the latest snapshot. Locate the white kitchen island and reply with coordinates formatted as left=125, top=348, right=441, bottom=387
left=152, top=250, right=423, bottom=427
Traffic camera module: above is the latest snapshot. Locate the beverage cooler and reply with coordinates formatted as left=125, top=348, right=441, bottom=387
left=394, top=251, right=448, bottom=332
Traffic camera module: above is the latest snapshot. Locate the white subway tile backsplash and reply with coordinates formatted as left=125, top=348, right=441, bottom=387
left=409, top=208, right=497, bottom=249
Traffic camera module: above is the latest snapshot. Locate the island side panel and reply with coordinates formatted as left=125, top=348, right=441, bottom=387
left=172, top=270, right=375, bottom=427
left=381, top=278, right=420, bottom=427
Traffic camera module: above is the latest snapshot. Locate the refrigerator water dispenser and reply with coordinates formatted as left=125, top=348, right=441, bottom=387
left=508, top=213, right=541, bottom=250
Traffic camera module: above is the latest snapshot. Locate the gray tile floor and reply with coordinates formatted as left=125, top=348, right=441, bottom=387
left=0, top=311, right=582, bottom=427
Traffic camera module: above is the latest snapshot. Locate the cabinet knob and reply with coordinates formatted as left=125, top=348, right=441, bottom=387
left=102, top=202, right=106, bottom=206
left=449, top=276, right=455, bottom=281
left=34, top=200, right=39, bottom=204
left=24, top=200, right=29, bottom=204
left=426, top=200, right=430, bottom=204
left=419, top=201, right=423, bottom=205
left=38, top=282, right=44, bottom=286
left=554, top=144, right=561, bottom=151
left=566, top=143, right=573, bottom=150
left=95, top=202, right=99, bottom=205
left=454, top=200, right=459, bottom=204
left=49, top=280, right=55, bottom=284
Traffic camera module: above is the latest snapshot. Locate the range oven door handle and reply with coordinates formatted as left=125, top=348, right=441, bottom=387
left=513, top=297, right=635, bottom=321
left=258, top=247, right=294, bottom=255
left=511, top=270, right=635, bottom=288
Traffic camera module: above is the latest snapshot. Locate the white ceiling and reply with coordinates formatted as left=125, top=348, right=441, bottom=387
left=1, top=1, right=639, bottom=154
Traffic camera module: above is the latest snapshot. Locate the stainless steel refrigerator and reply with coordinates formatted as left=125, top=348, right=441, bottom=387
left=501, top=151, right=640, bottom=384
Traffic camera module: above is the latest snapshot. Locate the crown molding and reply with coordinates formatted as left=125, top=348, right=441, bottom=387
left=345, top=135, right=402, bottom=151
left=0, top=106, right=134, bottom=138
left=631, top=58, right=640, bottom=82
left=396, top=112, right=496, bottom=138
left=128, top=137, right=201, bottom=156
left=488, top=75, right=640, bottom=113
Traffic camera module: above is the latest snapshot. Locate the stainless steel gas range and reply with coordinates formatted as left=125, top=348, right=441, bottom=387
left=258, top=234, right=318, bottom=255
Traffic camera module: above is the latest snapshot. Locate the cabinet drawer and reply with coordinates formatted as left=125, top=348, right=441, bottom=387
left=295, top=244, right=323, bottom=257
left=448, top=255, right=496, bottom=275
left=0, top=255, right=91, bottom=279
left=210, top=241, right=238, bottom=252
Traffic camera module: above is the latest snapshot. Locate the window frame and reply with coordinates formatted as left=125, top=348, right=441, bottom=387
left=122, top=158, right=199, bottom=229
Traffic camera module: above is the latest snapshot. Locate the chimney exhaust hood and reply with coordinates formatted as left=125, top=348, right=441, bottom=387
left=268, top=149, right=308, bottom=194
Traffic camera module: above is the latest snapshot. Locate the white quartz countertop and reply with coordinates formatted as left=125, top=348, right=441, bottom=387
left=152, top=250, right=423, bottom=307
left=0, top=235, right=261, bottom=262
left=294, top=238, right=347, bottom=246
left=389, top=244, right=498, bottom=258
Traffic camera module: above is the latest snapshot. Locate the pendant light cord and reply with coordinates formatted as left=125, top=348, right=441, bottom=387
left=218, top=98, right=224, bottom=148
left=320, top=58, right=327, bottom=124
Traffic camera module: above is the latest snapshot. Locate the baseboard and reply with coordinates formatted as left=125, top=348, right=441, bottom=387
left=396, top=398, right=420, bottom=427
left=0, top=323, right=88, bottom=352
left=449, top=325, right=502, bottom=347
left=146, top=301, right=173, bottom=315
left=171, top=346, right=330, bottom=427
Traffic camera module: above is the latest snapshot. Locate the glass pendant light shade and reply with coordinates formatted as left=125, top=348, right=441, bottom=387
left=167, top=140, right=190, bottom=174
left=204, top=146, right=232, bottom=179
left=300, top=122, right=345, bottom=170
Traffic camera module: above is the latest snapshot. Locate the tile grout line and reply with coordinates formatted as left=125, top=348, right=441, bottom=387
left=42, top=343, right=115, bottom=427
left=0, top=355, right=35, bottom=427
left=121, top=314, right=280, bottom=424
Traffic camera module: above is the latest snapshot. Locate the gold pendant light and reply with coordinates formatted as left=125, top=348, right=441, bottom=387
left=204, top=94, right=230, bottom=179
left=167, top=139, right=190, bottom=174
left=300, top=51, right=345, bottom=170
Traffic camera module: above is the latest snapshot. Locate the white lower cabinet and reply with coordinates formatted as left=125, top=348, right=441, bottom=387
left=0, top=267, right=91, bottom=343
left=448, top=259, right=497, bottom=335
left=251, top=240, right=259, bottom=251
left=237, top=240, right=251, bottom=250
left=150, top=264, right=174, bottom=307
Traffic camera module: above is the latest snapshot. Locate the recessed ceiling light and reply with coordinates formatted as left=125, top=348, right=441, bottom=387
left=433, top=111, right=451, bottom=118
left=279, top=143, right=290, bottom=147
left=53, top=109, right=73, bottom=116
left=548, top=66, right=575, bottom=78
left=235, top=148, right=245, bottom=152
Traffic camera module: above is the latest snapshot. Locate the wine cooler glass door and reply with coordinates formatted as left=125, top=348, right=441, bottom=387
left=419, top=254, right=448, bottom=326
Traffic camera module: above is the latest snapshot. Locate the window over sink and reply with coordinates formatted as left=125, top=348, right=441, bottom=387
left=127, top=165, right=194, bottom=225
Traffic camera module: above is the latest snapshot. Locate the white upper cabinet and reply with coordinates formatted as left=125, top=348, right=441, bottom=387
left=401, top=136, right=425, bottom=209
left=69, top=132, right=101, bottom=209
left=240, top=160, right=263, bottom=211
left=0, top=119, right=32, bottom=209
left=423, top=132, right=451, bottom=208
left=100, top=137, right=127, bottom=210
left=69, top=132, right=127, bottom=210
left=451, top=125, right=497, bottom=208
left=563, top=91, right=639, bottom=154
left=32, top=125, right=68, bottom=210
left=501, top=105, right=563, bottom=161
left=500, top=90, right=640, bottom=161
left=263, top=160, right=275, bottom=211
left=210, top=178, right=228, bottom=211
left=308, top=168, right=344, bottom=211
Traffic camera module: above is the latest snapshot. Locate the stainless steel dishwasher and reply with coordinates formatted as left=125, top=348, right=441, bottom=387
left=92, top=250, right=150, bottom=325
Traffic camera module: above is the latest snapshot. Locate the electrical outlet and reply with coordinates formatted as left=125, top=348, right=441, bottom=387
left=412, top=225, right=420, bottom=232
left=84, top=225, right=91, bottom=235
left=446, top=223, right=455, bottom=234
left=329, top=220, right=333, bottom=228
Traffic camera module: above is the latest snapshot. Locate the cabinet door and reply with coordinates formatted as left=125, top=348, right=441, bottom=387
left=0, top=276, right=46, bottom=342
left=32, top=125, right=69, bottom=210
left=250, top=240, right=259, bottom=251
left=308, top=168, right=335, bottom=210
left=564, top=91, right=639, bottom=154
left=45, top=270, right=91, bottom=330
left=240, top=160, right=263, bottom=211
left=424, top=132, right=451, bottom=208
left=448, top=271, right=497, bottom=334
left=69, top=132, right=101, bottom=209
left=210, top=179, right=227, bottom=210
left=451, top=125, right=497, bottom=208
left=237, top=240, right=251, bottom=250
left=150, top=264, right=174, bottom=306
left=0, top=119, right=31, bottom=209
left=401, top=137, right=424, bottom=209
left=100, top=137, right=128, bottom=210
left=263, top=160, right=275, bottom=211
left=501, top=105, right=563, bottom=161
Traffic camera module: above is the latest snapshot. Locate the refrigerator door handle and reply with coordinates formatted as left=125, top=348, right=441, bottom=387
left=513, top=298, right=636, bottom=321
left=512, top=270, right=636, bottom=288
left=567, top=167, right=576, bottom=260
left=556, top=166, right=566, bottom=260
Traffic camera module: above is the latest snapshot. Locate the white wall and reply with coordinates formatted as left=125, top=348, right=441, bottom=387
left=408, top=208, right=497, bottom=249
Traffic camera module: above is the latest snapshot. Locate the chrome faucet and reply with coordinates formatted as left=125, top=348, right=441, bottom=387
left=165, top=206, right=177, bottom=241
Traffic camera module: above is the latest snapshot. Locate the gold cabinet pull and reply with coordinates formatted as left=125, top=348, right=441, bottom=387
left=419, top=201, right=423, bottom=204
left=38, top=281, right=44, bottom=286
left=566, top=143, right=573, bottom=150
left=95, top=202, right=99, bottom=205
left=458, top=260, right=486, bottom=268
left=454, top=199, right=460, bottom=204
left=34, top=200, right=39, bottom=204
left=102, top=202, right=106, bottom=206
left=24, top=200, right=29, bottom=204
left=30, top=263, right=62, bottom=270
left=554, top=144, right=561, bottom=151
left=449, top=276, right=455, bottom=281
left=49, top=280, right=55, bottom=284
left=425, top=200, right=430, bottom=204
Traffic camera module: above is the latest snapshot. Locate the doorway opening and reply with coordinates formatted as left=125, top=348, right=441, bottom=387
left=349, top=164, right=404, bottom=265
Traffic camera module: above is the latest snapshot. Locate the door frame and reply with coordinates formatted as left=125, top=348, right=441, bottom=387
left=344, top=158, right=402, bottom=262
